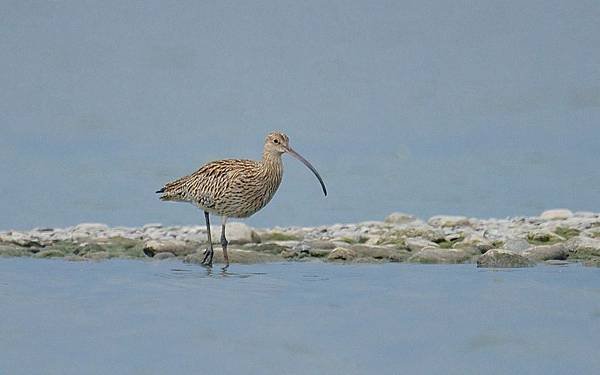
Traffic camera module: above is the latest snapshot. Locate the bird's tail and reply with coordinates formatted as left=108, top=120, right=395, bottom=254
left=155, top=183, right=185, bottom=201
left=155, top=186, right=173, bottom=201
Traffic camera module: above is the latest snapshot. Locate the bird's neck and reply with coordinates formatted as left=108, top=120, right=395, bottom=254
left=254, top=150, right=283, bottom=208
left=261, top=151, right=284, bottom=189
left=261, top=151, right=284, bottom=173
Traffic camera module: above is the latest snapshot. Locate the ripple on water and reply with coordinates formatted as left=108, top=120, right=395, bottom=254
left=1, top=260, right=600, bottom=374
left=159, top=265, right=267, bottom=280
left=301, top=274, right=330, bottom=282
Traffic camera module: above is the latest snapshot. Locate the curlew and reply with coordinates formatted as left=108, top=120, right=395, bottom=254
left=156, top=132, right=327, bottom=269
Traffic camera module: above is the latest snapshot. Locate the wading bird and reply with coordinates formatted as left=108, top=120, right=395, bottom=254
left=156, top=132, right=327, bottom=269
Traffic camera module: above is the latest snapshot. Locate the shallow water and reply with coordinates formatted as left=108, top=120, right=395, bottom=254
left=1, top=259, right=599, bottom=375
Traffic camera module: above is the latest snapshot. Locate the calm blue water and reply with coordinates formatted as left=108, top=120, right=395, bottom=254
left=2, top=1, right=600, bottom=230
left=1, top=259, right=599, bottom=375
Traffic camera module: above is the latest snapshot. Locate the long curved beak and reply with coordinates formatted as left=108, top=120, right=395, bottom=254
left=285, top=147, right=327, bottom=196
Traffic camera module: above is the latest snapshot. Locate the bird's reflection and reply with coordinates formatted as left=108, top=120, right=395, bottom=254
left=160, top=264, right=264, bottom=280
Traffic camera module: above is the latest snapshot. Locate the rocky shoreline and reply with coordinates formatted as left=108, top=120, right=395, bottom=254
left=1, top=209, right=600, bottom=267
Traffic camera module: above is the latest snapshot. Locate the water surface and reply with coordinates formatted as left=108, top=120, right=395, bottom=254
left=1, top=259, right=599, bottom=374
left=2, top=1, right=600, bottom=229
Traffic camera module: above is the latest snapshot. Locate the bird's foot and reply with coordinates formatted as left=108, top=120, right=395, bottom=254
left=221, top=263, right=229, bottom=271
left=201, top=248, right=214, bottom=267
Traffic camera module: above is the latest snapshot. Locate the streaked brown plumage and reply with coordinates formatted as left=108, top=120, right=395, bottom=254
left=156, top=132, right=327, bottom=269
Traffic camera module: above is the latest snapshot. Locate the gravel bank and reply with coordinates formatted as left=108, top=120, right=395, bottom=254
left=2, top=209, right=600, bottom=267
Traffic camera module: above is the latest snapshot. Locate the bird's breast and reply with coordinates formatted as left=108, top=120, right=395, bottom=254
left=212, top=165, right=283, bottom=218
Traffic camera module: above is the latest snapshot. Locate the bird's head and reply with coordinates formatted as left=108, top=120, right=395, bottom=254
left=264, top=132, right=290, bottom=155
left=263, top=131, right=327, bottom=196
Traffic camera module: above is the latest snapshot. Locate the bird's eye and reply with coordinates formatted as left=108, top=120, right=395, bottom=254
left=273, top=139, right=279, bottom=144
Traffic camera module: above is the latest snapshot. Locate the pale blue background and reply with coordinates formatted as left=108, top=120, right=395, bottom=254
left=2, top=1, right=599, bottom=229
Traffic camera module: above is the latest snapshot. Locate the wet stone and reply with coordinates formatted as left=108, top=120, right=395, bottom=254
left=564, top=237, right=600, bottom=259
left=408, top=247, right=476, bottom=264
left=406, top=238, right=439, bottom=252
left=327, top=247, right=357, bottom=261
left=281, top=249, right=299, bottom=259
left=527, top=230, right=565, bottom=244
left=34, top=249, right=65, bottom=258
left=0, top=246, right=32, bottom=257
left=2, top=211, right=600, bottom=265
left=84, top=251, right=111, bottom=260
left=242, top=243, right=290, bottom=255
left=477, top=249, right=534, bottom=268
left=308, top=249, right=331, bottom=257
left=453, top=234, right=493, bottom=252
left=523, top=244, right=567, bottom=261
left=143, top=240, right=196, bottom=257
left=350, top=245, right=410, bottom=262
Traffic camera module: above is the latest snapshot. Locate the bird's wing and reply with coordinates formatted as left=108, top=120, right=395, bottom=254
left=156, top=159, right=255, bottom=205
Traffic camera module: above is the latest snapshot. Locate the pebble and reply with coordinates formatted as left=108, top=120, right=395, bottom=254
left=1, top=209, right=599, bottom=265
left=384, top=212, right=417, bottom=225
left=428, top=215, right=470, bottom=228
left=523, top=244, right=567, bottom=261
left=540, top=209, right=573, bottom=220
left=406, top=238, right=439, bottom=252
left=143, top=240, right=196, bottom=257
left=408, top=247, right=475, bottom=264
left=477, top=249, right=534, bottom=268
left=327, top=247, right=357, bottom=261
left=503, top=238, right=531, bottom=252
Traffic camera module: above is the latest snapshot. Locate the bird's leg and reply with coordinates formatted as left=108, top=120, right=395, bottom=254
left=201, top=211, right=214, bottom=266
left=221, top=216, right=229, bottom=270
